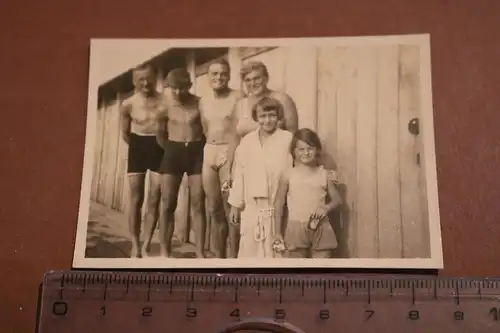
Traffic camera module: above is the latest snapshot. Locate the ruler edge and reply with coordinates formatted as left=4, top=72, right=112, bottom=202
left=41, top=270, right=500, bottom=287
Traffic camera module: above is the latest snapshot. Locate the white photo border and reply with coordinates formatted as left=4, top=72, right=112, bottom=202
left=72, top=34, right=443, bottom=270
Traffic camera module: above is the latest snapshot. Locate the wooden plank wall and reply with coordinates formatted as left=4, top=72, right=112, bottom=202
left=316, top=44, right=430, bottom=259
left=91, top=100, right=123, bottom=211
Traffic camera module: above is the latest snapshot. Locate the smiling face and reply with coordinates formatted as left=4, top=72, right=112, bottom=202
left=256, top=106, right=279, bottom=134
left=208, top=62, right=230, bottom=91
left=294, top=139, right=318, bottom=166
left=133, top=67, right=155, bottom=95
left=243, top=68, right=268, bottom=96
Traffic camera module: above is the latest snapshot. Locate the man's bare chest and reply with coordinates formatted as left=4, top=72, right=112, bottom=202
left=130, top=99, right=164, bottom=124
left=168, top=105, right=201, bottom=125
left=201, top=97, right=236, bottom=122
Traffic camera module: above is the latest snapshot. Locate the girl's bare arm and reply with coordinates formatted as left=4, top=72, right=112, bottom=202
left=325, top=179, right=342, bottom=212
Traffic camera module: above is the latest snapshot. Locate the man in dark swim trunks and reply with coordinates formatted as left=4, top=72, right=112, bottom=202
left=119, top=64, right=167, bottom=258
left=156, top=68, right=207, bottom=258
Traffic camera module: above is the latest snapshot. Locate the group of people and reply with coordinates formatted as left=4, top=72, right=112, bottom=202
left=119, top=57, right=342, bottom=260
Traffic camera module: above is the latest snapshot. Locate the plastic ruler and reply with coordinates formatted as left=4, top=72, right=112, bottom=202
left=36, top=271, right=500, bottom=332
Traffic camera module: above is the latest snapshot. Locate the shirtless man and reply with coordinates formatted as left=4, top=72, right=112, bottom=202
left=199, top=59, right=244, bottom=258
left=119, top=64, right=167, bottom=258
left=233, top=60, right=299, bottom=139
left=156, top=68, right=207, bottom=258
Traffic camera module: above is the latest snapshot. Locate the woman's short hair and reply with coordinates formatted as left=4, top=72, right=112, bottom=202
left=251, top=97, right=285, bottom=121
left=291, top=128, right=323, bottom=159
left=240, top=60, right=269, bottom=80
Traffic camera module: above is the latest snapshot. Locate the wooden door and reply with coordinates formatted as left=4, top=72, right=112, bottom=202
left=316, top=44, right=430, bottom=259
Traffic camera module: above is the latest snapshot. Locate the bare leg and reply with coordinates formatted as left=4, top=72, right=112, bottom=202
left=141, top=171, right=162, bottom=257
left=223, top=192, right=240, bottom=258
left=159, top=174, right=183, bottom=257
left=188, top=174, right=206, bottom=258
left=202, top=165, right=227, bottom=258
left=220, top=160, right=240, bottom=259
left=311, top=250, right=334, bottom=258
left=127, top=173, right=145, bottom=258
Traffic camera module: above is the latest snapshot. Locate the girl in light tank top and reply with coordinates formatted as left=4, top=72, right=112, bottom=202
left=273, top=128, right=343, bottom=258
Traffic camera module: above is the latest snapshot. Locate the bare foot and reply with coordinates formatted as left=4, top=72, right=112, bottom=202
left=213, top=250, right=226, bottom=259
left=130, top=245, right=141, bottom=258
left=196, top=250, right=206, bottom=259
left=141, top=243, right=151, bottom=258
left=160, top=249, right=172, bottom=258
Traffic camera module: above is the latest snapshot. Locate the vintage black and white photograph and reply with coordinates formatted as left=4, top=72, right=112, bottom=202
left=72, top=35, right=443, bottom=269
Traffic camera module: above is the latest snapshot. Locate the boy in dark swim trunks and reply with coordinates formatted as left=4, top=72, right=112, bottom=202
left=119, top=64, right=168, bottom=258
left=156, top=68, right=207, bottom=258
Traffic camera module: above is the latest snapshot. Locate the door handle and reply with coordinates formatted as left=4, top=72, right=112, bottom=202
left=408, top=118, right=420, bottom=166
left=408, top=117, right=419, bottom=136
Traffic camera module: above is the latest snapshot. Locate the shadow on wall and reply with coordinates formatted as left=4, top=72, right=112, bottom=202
left=85, top=220, right=198, bottom=259
left=320, top=152, right=351, bottom=259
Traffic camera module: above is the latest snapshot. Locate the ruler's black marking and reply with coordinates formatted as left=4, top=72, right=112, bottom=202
left=389, top=281, right=393, bottom=297
left=146, top=281, right=151, bottom=302
left=433, top=280, right=437, bottom=299
left=367, top=282, right=371, bottom=304
left=103, top=283, right=108, bottom=301
left=190, top=281, right=195, bottom=302
left=301, top=280, right=305, bottom=296
left=411, top=282, right=415, bottom=305
left=455, top=284, right=460, bottom=305
left=234, top=285, right=239, bottom=303
left=478, top=283, right=483, bottom=300
left=279, top=280, right=283, bottom=304
left=82, top=275, right=86, bottom=293
left=323, top=280, right=327, bottom=304
left=59, top=273, right=65, bottom=300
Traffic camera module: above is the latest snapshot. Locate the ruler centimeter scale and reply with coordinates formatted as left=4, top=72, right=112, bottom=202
left=37, top=271, right=500, bottom=333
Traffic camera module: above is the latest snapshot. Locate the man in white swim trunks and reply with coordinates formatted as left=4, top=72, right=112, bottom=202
left=199, top=58, right=244, bottom=258
left=119, top=64, right=167, bottom=258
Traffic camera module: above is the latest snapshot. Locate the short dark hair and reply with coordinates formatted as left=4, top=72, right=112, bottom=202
left=165, top=68, right=191, bottom=87
left=208, top=58, right=230, bottom=72
left=132, top=64, right=154, bottom=75
left=251, top=97, right=284, bottom=121
left=132, top=64, right=155, bottom=82
left=240, top=60, right=269, bottom=80
left=291, top=128, right=323, bottom=160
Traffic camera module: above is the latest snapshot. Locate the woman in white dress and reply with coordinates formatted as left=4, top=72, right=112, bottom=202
left=227, top=97, right=293, bottom=258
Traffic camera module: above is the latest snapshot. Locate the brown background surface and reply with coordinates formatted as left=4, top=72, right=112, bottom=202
left=1, top=0, right=499, bottom=331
